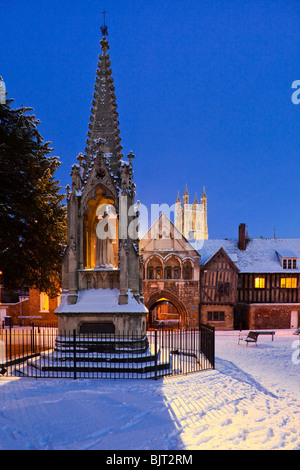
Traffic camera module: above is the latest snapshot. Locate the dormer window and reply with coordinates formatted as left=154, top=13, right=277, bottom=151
left=282, top=258, right=297, bottom=269
left=276, top=251, right=298, bottom=270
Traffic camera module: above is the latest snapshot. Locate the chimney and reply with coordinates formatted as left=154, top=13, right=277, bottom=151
left=238, top=223, right=246, bottom=251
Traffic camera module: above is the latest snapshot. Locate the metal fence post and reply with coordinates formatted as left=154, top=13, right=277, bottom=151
left=154, top=329, right=158, bottom=381
left=73, top=329, right=77, bottom=380
left=211, top=325, right=215, bottom=369
left=32, top=323, right=35, bottom=354
left=9, top=325, right=12, bottom=360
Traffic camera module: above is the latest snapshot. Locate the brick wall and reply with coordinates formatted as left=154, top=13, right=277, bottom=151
left=2, top=288, right=59, bottom=326
left=247, top=304, right=300, bottom=329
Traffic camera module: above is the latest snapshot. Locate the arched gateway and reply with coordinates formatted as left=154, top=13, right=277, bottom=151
left=145, top=290, right=188, bottom=329
left=140, top=213, right=201, bottom=330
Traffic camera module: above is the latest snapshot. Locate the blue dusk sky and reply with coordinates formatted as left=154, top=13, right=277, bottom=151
left=1, top=0, right=300, bottom=239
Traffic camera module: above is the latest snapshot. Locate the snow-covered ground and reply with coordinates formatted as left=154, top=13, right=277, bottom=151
left=0, top=329, right=299, bottom=450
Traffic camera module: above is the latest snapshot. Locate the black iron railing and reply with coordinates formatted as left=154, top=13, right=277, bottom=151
left=0, top=324, right=215, bottom=379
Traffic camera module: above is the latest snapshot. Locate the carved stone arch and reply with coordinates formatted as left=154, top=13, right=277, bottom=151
left=81, top=184, right=119, bottom=269
left=145, top=254, right=164, bottom=280
left=80, top=183, right=118, bottom=218
left=182, top=258, right=194, bottom=280
left=164, top=253, right=182, bottom=263
left=181, top=256, right=195, bottom=266
left=145, top=289, right=188, bottom=328
left=144, top=253, right=164, bottom=269
left=163, top=254, right=182, bottom=280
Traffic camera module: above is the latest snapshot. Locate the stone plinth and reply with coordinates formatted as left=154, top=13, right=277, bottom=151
left=56, top=288, right=147, bottom=336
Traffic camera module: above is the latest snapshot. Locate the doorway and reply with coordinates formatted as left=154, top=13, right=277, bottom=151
left=291, top=311, right=298, bottom=329
left=0, top=307, right=7, bottom=328
left=148, top=299, right=180, bottom=329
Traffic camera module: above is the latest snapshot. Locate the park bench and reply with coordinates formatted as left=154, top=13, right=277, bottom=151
left=254, top=331, right=275, bottom=341
left=238, top=331, right=259, bottom=346
left=238, top=330, right=276, bottom=346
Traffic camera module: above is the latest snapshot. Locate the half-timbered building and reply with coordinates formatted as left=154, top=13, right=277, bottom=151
left=141, top=218, right=300, bottom=331
left=199, top=247, right=239, bottom=329
left=195, top=224, right=300, bottom=330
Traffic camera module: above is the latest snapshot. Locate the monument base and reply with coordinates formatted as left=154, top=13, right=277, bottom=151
left=55, top=288, right=148, bottom=336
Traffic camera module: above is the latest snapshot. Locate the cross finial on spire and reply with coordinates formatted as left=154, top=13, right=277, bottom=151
left=100, top=9, right=108, bottom=37
left=127, top=150, right=135, bottom=167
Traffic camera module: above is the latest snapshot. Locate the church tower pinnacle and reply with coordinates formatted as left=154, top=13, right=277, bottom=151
left=174, top=184, right=208, bottom=240
left=183, top=183, right=189, bottom=206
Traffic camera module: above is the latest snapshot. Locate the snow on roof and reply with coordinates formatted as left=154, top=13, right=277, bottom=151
left=56, top=289, right=148, bottom=314
left=192, top=238, right=300, bottom=273
left=276, top=249, right=298, bottom=258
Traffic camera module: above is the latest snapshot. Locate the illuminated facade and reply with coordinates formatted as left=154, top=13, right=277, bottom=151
left=56, top=24, right=147, bottom=336
left=175, top=184, right=208, bottom=240
left=140, top=213, right=201, bottom=329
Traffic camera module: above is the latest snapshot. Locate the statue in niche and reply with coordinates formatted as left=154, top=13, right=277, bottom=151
left=95, top=204, right=117, bottom=268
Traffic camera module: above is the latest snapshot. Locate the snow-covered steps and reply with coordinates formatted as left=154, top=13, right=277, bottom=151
left=14, top=334, right=172, bottom=379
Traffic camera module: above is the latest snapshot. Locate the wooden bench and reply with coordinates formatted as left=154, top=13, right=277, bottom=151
left=254, top=331, right=275, bottom=341
left=238, top=331, right=259, bottom=346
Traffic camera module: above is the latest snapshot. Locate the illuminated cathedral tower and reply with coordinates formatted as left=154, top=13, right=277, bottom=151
left=175, top=184, right=208, bottom=240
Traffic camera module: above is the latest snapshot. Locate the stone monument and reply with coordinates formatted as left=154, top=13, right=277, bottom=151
left=55, top=22, right=147, bottom=338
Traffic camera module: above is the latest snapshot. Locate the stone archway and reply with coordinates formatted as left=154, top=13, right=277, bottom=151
left=145, top=290, right=188, bottom=329
left=83, top=187, right=119, bottom=269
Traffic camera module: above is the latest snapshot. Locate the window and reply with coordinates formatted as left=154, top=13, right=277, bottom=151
left=164, top=265, right=180, bottom=280
left=147, top=266, right=162, bottom=279
left=283, top=259, right=287, bottom=269
left=164, top=257, right=181, bottom=280
left=217, top=282, right=230, bottom=295
left=40, top=292, right=49, bottom=312
left=147, top=266, right=154, bottom=279
left=155, top=267, right=162, bottom=279
left=282, top=258, right=297, bottom=269
left=183, top=261, right=193, bottom=280
left=255, top=277, right=265, bottom=288
left=147, top=258, right=163, bottom=280
left=293, top=259, right=297, bottom=269
left=165, top=266, right=172, bottom=279
left=281, top=278, right=297, bottom=288
left=207, top=311, right=225, bottom=322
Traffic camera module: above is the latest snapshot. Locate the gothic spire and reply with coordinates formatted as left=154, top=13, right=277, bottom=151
left=183, top=183, right=189, bottom=195
left=85, top=17, right=123, bottom=176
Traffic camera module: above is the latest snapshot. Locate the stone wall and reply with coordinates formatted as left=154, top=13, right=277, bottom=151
left=143, top=280, right=200, bottom=329
left=200, top=304, right=234, bottom=330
